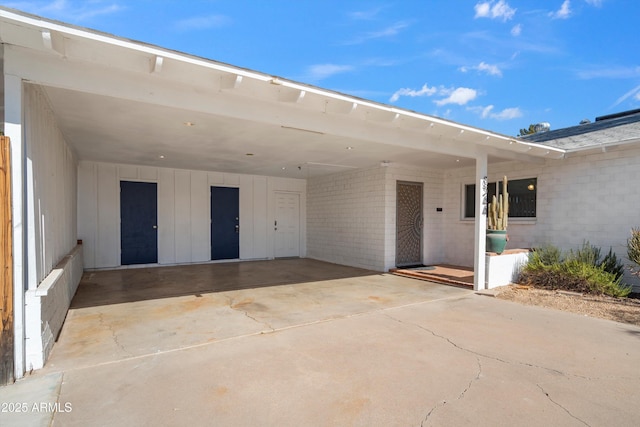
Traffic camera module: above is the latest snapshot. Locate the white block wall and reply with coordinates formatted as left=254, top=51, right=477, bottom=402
left=307, top=164, right=445, bottom=271
left=383, top=164, right=445, bottom=271
left=442, top=145, right=640, bottom=290
left=78, top=161, right=306, bottom=269
left=22, top=83, right=80, bottom=369
left=307, top=166, right=387, bottom=270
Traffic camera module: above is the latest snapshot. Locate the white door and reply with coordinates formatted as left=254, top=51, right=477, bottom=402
left=274, top=192, right=300, bottom=257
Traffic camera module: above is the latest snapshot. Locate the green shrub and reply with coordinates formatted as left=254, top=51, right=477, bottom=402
left=600, top=248, right=624, bottom=281
left=529, top=244, right=562, bottom=266
left=628, top=228, right=640, bottom=269
left=567, top=241, right=601, bottom=266
left=520, top=243, right=631, bottom=297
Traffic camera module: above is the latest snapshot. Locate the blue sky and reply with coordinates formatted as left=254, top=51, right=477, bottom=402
left=5, top=0, right=640, bottom=136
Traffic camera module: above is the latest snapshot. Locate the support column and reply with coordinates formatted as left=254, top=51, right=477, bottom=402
left=473, top=152, right=488, bottom=290
left=4, top=73, right=26, bottom=379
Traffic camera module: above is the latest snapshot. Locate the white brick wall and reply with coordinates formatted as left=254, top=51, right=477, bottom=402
left=307, top=164, right=445, bottom=271
left=307, top=166, right=387, bottom=270
left=383, top=165, right=444, bottom=270
left=442, top=145, right=640, bottom=290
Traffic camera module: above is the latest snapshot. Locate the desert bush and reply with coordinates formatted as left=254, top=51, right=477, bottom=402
left=529, top=244, right=562, bottom=267
left=600, top=248, right=624, bottom=281
left=628, top=228, right=640, bottom=278
left=520, top=243, right=631, bottom=297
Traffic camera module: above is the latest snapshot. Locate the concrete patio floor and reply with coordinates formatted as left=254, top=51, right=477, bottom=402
left=2, top=259, right=639, bottom=426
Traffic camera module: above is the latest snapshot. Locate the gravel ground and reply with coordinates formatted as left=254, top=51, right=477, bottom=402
left=495, top=285, right=640, bottom=326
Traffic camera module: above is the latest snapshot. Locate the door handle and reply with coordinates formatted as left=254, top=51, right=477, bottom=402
left=153, top=225, right=158, bottom=229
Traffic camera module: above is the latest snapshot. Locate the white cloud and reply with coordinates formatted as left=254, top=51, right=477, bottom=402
left=434, top=87, right=478, bottom=106
left=389, top=84, right=438, bottom=102
left=491, top=107, right=523, bottom=120
left=345, top=21, right=410, bottom=45
left=584, top=0, right=603, bottom=6
left=511, top=24, right=522, bottom=36
left=611, top=84, right=640, bottom=107
left=348, top=6, right=384, bottom=20
left=577, top=65, right=640, bottom=79
left=461, top=62, right=503, bottom=77
left=471, top=105, right=523, bottom=120
left=474, top=1, right=516, bottom=22
left=549, top=0, right=572, bottom=19
left=5, top=0, right=123, bottom=21
left=481, top=105, right=494, bottom=118
left=306, top=64, right=354, bottom=80
left=391, top=84, right=479, bottom=106
left=174, top=15, right=231, bottom=31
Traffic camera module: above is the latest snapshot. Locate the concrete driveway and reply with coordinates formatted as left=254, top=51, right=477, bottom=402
left=1, top=259, right=639, bottom=426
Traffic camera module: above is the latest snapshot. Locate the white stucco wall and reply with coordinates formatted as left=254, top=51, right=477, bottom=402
left=22, top=83, right=80, bottom=370
left=442, top=145, right=640, bottom=290
left=77, top=161, right=306, bottom=269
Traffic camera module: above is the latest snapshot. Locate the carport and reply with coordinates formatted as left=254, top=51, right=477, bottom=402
left=1, top=8, right=564, bottom=379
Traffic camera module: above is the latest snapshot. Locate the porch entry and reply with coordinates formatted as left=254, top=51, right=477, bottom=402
left=274, top=192, right=300, bottom=258
left=396, top=181, right=423, bottom=267
left=211, top=186, right=239, bottom=260
left=120, top=181, right=158, bottom=265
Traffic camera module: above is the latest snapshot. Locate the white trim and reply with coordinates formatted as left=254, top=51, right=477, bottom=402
left=473, top=152, right=488, bottom=291
left=5, top=73, right=26, bottom=379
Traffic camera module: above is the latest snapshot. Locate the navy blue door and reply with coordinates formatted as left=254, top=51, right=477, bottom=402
left=120, top=181, right=158, bottom=265
left=211, top=186, right=239, bottom=260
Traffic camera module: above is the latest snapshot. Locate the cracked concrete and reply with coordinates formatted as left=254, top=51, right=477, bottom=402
left=2, top=259, right=639, bottom=426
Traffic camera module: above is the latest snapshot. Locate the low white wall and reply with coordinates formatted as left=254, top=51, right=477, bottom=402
left=78, top=161, right=306, bottom=269
left=485, top=250, right=530, bottom=289
left=442, top=145, right=640, bottom=291
left=25, top=245, right=83, bottom=370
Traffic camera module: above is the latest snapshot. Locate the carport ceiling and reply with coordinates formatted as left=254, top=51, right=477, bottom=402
left=42, top=85, right=478, bottom=178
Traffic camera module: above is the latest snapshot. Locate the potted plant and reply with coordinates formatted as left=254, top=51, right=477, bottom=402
left=487, top=175, right=509, bottom=254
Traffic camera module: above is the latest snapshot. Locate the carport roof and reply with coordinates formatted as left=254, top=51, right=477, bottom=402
left=1, top=7, right=566, bottom=178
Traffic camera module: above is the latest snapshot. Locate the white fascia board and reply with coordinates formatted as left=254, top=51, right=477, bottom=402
left=0, top=7, right=568, bottom=161
left=0, top=8, right=272, bottom=83
left=0, top=9, right=510, bottom=142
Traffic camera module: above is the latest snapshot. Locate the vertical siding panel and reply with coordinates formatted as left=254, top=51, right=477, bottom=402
left=190, top=171, right=209, bottom=262
left=77, top=162, right=97, bottom=268
left=253, top=176, right=268, bottom=258
left=96, top=163, right=119, bottom=267
left=174, top=170, right=191, bottom=263
left=158, top=169, right=176, bottom=264
left=239, top=175, right=254, bottom=259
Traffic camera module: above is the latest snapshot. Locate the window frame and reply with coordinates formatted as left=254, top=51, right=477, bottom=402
left=462, top=177, right=537, bottom=221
